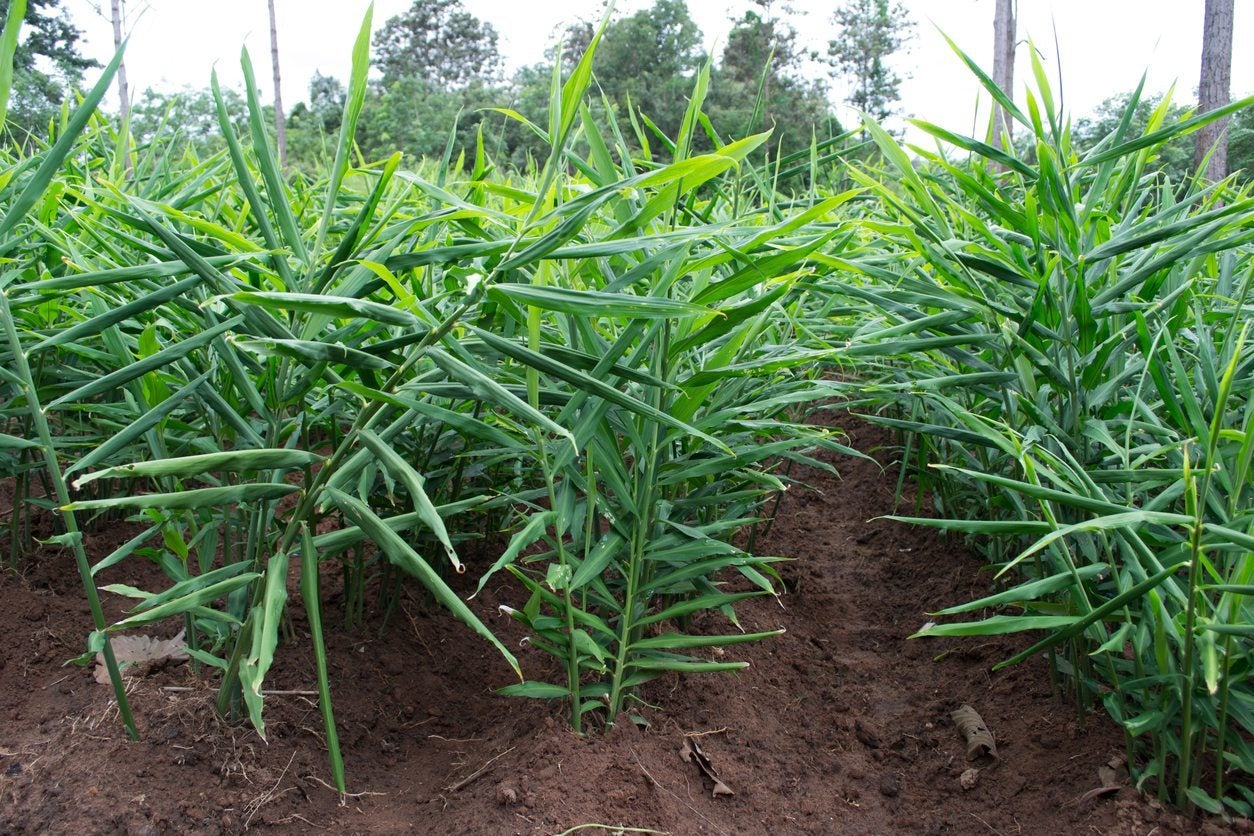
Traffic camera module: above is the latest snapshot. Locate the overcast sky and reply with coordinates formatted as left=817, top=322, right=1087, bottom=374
left=66, top=1, right=1252, bottom=145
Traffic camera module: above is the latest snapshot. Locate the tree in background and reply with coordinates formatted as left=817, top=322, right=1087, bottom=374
left=1228, top=105, right=1254, bottom=180
left=354, top=75, right=502, bottom=167
left=548, top=18, right=594, bottom=75
left=709, top=1, right=838, bottom=157
left=127, top=85, right=247, bottom=159
left=1195, top=0, right=1233, bottom=180
left=543, top=0, right=844, bottom=163
left=147, top=0, right=850, bottom=175
left=0, top=0, right=98, bottom=137
left=267, top=0, right=286, bottom=170
left=352, top=0, right=504, bottom=166
left=281, top=72, right=343, bottom=170
left=1073, top=91, right=1193, bottom=183
left=589, top=0, right=705, bottom=145
left=109, top=0, right=127, bottom=126
left=372, top=0, right=502, bottom=90
left=827, top=0, right=912, bottom=126
left=991, top=0, right=1015, bottom=151
left=300, top=71, right=344, bottom=135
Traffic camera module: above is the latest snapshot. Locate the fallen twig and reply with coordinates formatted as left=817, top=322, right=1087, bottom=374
left=446, top=745, right=516, bottom=792
left=304, top=774, right=385, bottom=801
left=554, top=825, right=672, bottom=835
left=632, top=749, right=728, bottom=836
left=243, top=751, right=297, bottom=828
left=161, top=686, right=317, bottom=696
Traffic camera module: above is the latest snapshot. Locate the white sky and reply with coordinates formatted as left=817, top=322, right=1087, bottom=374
left=65, top=1, right=1252, bottom=146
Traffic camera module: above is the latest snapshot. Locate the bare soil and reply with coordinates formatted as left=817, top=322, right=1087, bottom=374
left=0, top=413, right=1241, bottom=835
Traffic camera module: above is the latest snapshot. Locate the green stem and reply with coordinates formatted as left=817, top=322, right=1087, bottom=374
left=216, top=285, right=490, bottom=707
left=606, top=326, right=668, bottom=726
left=538, top=438, right=581, bottom=733
left=0, top=286, right=138, bottom=739
left=1176, top=447, right=1205, bottom=810
left=300, top=523, right=345, bottom=793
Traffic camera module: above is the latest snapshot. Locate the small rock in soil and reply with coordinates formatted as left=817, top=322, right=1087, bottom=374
left=959, top=768, right=981, bottom=791
left=854, top=718, right=881, bottom=748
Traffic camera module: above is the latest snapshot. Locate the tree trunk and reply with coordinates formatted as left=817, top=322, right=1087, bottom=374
left=267, top=0, right=287, bottom=171
left=1195, top=0, right=1233, bottom=181
left=991, top=0, right=1015, bottom=152
left=110, top=0, right=128, bottom=125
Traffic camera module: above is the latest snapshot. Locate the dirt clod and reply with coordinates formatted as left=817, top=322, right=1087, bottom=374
left=854, top=718, right=882, bottom=749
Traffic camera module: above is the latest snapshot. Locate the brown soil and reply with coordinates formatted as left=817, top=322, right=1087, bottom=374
left=0, top=414, right=1239, bottom=835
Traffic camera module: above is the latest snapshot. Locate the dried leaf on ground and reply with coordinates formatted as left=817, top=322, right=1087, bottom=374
left=94, top=629, right=188, bottom=683
left=950, top=704, right=998, bottom=762
left=1074, top=753, right=1130, bottom=805
left=680, top=736, right=735, bottom=797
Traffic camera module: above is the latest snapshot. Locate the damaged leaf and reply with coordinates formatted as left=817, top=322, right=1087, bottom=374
left=94, top=629, right=188, bottom=683
left=1076, top=753, right=1129, bottom=804
left=680, top=736, right=735, bottom=797
left=950, top=704, right=998, bottom=762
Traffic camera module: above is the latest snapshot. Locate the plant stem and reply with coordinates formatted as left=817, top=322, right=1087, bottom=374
left=0, top=286, right=138, bottom=739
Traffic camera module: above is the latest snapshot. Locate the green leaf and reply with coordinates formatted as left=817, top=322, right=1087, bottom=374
left=233, top=336, right=394, bottom=370
left=474, top=511, right=555, bottom=597
left=1185, top=787, right=1225, bottom=815
left=47, top=317, right=242, bottom=409
left=0, top=38, right=126, bottom=251
left=329, top=488, right=520, bottom=678
left=489, top=284, right=711, bottom=319
left=626, top=654, right=749, bottom=673
left=0, top=0, right=27, bottom=125
left=995, top=560, right=1189, bottom=669
left=1082, top=92, right=1254, bottom=165
left=184, top=648, right=228, bottom=670
left=1122, top=710, right=1166, bottom=736
left=912, top=615, right=1084, bottom=638
left=497, top=681, right=569, bottom=700
left=30, top=276, right=204, bottom=354
left=0, top=432, right=37, bottom=450
left=427, top=346, right=574, bottom=449
left=73, top=450, right=323, bottom=489
left=65, top=371, right=213, bottom=476
left=633, top=629, right=784, bottom=651
left=240, top=551, right=289, bottom=739
left=310, top=3, right=373, bottom=265
left=64, top=483, right=299, bottom=512
left=469, top=327, right=730, bottom=454
left=130, top=562, right=254, bottom=614
left=111, top=574, right=260, bottom=629
left=358, top=428, right=461, bottom=572
left=931, top=564, right=1110, bottom=615
left=225, top=291, right=419, bottom=327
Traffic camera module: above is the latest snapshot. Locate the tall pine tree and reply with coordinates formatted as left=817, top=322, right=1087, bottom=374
left=827, top=0, right=912, bottom=126
left=1195, top=0, right=1234, bottom=180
